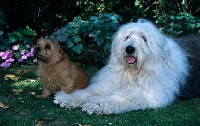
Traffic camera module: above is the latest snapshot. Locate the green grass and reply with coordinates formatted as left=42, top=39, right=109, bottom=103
left=0, top=65, right=200, bottom=126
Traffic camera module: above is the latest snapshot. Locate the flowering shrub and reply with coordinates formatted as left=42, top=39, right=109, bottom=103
left=0, top=45, right=37, bottom=68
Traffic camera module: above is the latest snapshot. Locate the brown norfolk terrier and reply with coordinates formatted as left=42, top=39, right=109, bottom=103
left=34, top=37, right=89, bottom=98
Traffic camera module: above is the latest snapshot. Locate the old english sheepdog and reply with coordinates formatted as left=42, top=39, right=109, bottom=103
left=54, top=19, right=200, bottom=115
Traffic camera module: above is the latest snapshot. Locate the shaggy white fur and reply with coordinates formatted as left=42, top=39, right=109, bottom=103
left=54, top=19, right=189, bottom=115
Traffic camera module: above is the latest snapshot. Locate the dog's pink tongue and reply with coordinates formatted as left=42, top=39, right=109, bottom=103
left=126, top=56, right=136, bottom=64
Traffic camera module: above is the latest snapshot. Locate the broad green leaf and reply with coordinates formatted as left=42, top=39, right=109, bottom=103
left=67, top=23, right=74, bottom=29
left=57, top=27, right=67, bottom=34
left=73, top=16, right=81, bottom=23
left=106, top=42, right=112, bottom=49
left=73, top=16, right=81, bottom=28
left=72, top=35, right=81, bottom=43
left=57, top=35, right=67, bottom=42
left=89, top=16, right=98, bottom=21
left=72, top=44, right=83, bottom=54
left=94, top=20, right=101, bottom=28
left=67, top=38, right=74, bottom=48
left=94, top=37, right=104, bottom=45
left=9, top=34, right=18, bottom=43
left=73, top=28, right=79, bottom=34
left=89, top=33, right=95, bottom=37
left=64, top=32, right=69, bottom=38
left=68, top=28, right=74, bottom=33
left=196, top=23, right=200, bottom=28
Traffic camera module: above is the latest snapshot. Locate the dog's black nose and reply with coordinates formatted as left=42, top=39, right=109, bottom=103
left=126, top=46, right=135, bottom=54
left=35, top=47, right=40, bottom=53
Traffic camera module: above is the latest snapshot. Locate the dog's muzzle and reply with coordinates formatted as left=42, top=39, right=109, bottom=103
left=125, top=46, right=137, bottom=64
left=34, top=47, right=41, bottom=57
left=34, top=47, right=46, bottom=62
left=34, top=47, right=40, bottom=53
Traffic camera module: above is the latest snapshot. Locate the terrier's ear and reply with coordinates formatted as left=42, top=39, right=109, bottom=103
left=50, top=47, right=64, bottom=65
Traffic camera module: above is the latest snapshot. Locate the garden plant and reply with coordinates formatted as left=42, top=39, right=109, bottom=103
left=0, top=0, right=200, bottom=125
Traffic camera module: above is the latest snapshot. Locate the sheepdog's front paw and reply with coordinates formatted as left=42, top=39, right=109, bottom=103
left=82, top=102, right=112, bottom=115
left=54, top=91, right=81, bottom=108
left=82, top=103, right=101, bottom=115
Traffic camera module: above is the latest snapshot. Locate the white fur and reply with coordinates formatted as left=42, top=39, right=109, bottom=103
left=54, top=19, right=189, bottom=115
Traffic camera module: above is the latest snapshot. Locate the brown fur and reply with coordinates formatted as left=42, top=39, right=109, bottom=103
left=34, top=37, right=89, bottom=98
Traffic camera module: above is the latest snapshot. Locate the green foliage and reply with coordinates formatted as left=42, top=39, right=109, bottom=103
left=0, top=12, right=37, bottom=68
left=82, top=13, right=122, bottom=46
left=51, top=16, right=82, bottom=54
left=7, top=26, right=36, bottom=45
left=155, top=12, right=200, bottom=36
left=0, top=1, right=200, bottom=67
left=51, top=13, right=122, bottom=66
left=151, top=1, right=200, bottom=36
left=75, top=0, right=200, bottom=38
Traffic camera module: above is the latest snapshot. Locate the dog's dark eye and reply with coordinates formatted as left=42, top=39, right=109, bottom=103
left=125, top=35, right=131, bottom=41
left=142, top=35, right=147, bottom=42
left=45, top=45, right=51, bottom=50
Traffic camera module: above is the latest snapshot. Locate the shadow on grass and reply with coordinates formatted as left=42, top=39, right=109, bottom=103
left=0, top=65, right=200, bottom=126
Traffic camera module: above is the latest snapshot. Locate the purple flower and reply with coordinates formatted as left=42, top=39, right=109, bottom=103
left=1, top=45, right=36, bottom=68
left=26, top=52, right=34, bottom=57
left=33, top=59, right=37, bottom=63
left=21, top=55, right=27, bottom=60
left=18, top=58, right=23, bottom=62
left=1, top=51, right=12, bottom=59
left=6, top=51, right=13, bottom=58
left=20, top=50, right=26, bottom=55
left=0, top=52, right=4, bottom=57
left=0, top=52, right=6, bottom=59
left=26, top=47, right=34, bottom=57
left=12, top=45, right=19, bottom=50
left=6, top=58, right=15, bottom=62
left=0, top=61, right=11, bottom=68
left=30, top=47, right=34, bottom=53
left=26, top=45, right=31, bottom=48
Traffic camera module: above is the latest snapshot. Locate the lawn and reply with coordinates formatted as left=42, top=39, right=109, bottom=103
left=0, top=65, right=200, bottom=126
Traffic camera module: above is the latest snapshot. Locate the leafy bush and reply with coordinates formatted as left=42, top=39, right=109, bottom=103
left=1, top=0, right=200, bottom=68
left=51, top=13, right=122, bottom=67
left=152, top=1, right=200, bottom=36
left=0, top=12, right=37, bottom=68
left=165, top=12, right=200, bottom=36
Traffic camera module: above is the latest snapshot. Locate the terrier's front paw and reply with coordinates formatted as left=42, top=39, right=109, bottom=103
left=36, top=94, right=48, bottom=99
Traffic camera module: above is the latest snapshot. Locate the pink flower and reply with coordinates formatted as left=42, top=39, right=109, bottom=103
left=26, top=52, right=34, bottom=57
left=1, top=51, right=12, bottom=59
left=26, top=45, right=31, bottom=48
left=30, top=47, right=34, bottom=53
left=18, top=59, right=23, bottom=62
left=12, top=45, right=19, bottom=50
left=0, top=52, right=6, bottom=59
left=0, top=61, right=11, bottom=68
left=6, top=58, right=15, bottom=62
left=26, top=47, right=34, bottom=57
left=20, top=50, right=26, bottom=55
left=6, top=50, right=13, bottom=58
left=33, top=59, right=37, bottom=63
left=0, top=52, right=4, bottom=57
left=21, top=55, right=27, bottom=60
